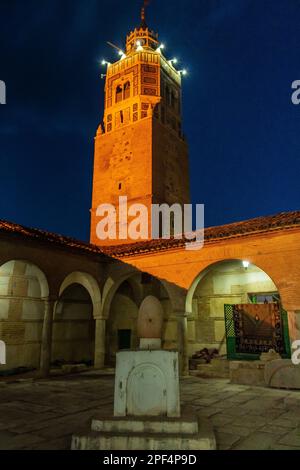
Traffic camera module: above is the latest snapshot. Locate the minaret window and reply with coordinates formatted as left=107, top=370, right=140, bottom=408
left=123, top=81, right=131, bottom=100
left=116, top=85, right=123, bottom=103
left=171, top=92, right=177, bottom=110
left=166, top=86, right=171, bottom=107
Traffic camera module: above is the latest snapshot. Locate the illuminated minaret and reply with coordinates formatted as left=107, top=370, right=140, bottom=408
left=90, top=5, right=190, bottom=245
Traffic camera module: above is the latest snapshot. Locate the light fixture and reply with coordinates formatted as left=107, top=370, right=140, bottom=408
left=179, top=69, right=188, bottom=76
left=118, top=50, right=126, bottom=60
left=101, top=60, right=111, bottom=66
left=136, top=40, right=143, bottom=51
left=169, top=58, right=178, bottom=65
left=156, top=43, right=165, bottom=53
left=242, top=260, right=250, bottom=269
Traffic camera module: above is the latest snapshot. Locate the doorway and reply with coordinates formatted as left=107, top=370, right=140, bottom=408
left=118, top=329, right=132, bottom=350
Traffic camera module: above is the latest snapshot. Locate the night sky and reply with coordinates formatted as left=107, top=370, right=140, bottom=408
left=0, top=0, right=299, bottom=241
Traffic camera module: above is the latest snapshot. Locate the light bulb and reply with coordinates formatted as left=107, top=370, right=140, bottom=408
left=156, top=44, right=165, bottom=53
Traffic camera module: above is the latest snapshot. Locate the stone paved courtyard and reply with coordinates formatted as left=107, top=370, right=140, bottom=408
left=0, top=372, right=300, bottom=450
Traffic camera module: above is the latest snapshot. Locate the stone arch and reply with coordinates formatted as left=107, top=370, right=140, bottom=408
left=186, top=258, right=280, bottom=315
left=158, top=279, right=186, bottom=313
left=58, top=271, right=101, bottom=319
left=0, top=259, right=49, bottom=299
left=103, top=271, right=179, bottom=364
left=104, top=273, right=142, bottom=365
left=102, top=272, right=143, bottom=320
left=0, top=259, right=49, bottom=371
left=52, top=272, right=101, bottom=367
left=103, top=271, right=176, bottom=324
left=185, top=258, right=287, bottom=359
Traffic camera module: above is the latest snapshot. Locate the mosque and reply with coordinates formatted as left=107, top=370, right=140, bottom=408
left=0, top=9, right=300, bottom=379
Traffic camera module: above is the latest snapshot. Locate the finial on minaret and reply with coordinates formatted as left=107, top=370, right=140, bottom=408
left=141, top=0, right=150, bottom=28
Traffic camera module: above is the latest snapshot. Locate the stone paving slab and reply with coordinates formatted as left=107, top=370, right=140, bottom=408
left=219, top=424, right=252, bottom=438
left=214, top=431, right=241, bottom=450
left=0, top=375, right=299, bottom=450
left=0, top=431, right=45, bottom=450
left=278, top=429, right=300, bottom=447
left=232, top=431, right=280, bottom=450
left=260, top=424, right=292, bottom=435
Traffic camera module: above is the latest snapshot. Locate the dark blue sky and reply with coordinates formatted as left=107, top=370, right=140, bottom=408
left=0, top=0, right=299, bottom=241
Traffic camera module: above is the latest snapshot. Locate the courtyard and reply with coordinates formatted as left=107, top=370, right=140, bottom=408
left=0, top=372, right=299, bottom=450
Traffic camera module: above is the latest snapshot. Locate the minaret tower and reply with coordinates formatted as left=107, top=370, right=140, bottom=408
left=90, top=4, right=190, bottom=246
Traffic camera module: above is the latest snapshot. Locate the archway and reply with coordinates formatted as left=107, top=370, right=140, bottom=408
left=186, top=259, right=290, bottom=361
left=52, top=283, right=95, bottom=367
left=106, top=280, right=139, bottom=365
left=103, top=273, right=173, bottom=366
left=0, top=260, right=49, bottom=372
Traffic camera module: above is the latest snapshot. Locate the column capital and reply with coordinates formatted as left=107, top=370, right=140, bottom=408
left=174, top=311, right=189, bottom=319
left=43, top=296, right=58, bottom=304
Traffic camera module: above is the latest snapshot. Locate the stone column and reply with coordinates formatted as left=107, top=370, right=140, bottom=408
left=94, top=318, right=106, bottom=369
left=177, top=312, right=189, bottom=376
left=39, top=298, right=55, bottom=377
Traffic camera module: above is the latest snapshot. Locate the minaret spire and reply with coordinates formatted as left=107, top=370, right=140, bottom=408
left=141, top=0, right=150, bottom=28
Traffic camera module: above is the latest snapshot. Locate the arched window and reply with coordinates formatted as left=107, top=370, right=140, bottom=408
left=166, top=86, right=171, bottom=107
left=171, top=91, right=177, bottom=109
left=123, top=81, right=131, bottom=100
left=116, top=85, right=123, bottom=104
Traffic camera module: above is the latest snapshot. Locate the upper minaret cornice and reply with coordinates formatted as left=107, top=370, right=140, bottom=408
left=126, top=1, right=159, bottom=54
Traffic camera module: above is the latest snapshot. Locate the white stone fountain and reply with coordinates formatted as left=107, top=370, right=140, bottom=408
left=72, top=296, right=216, bottom=450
